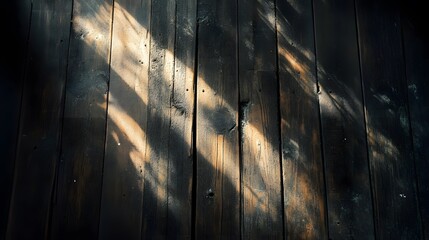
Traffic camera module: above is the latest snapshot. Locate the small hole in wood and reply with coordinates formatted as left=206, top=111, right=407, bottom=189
left=208, top=192, right=214, bottom=198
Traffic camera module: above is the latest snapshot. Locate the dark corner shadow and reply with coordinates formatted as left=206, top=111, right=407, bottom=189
left=401, top=0, right=429, bottom=41
left=0, top=1, right=32, bottom=238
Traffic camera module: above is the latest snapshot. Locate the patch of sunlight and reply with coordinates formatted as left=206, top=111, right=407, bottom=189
left=198, top=80, right=233, bottom=112
left=243, top=186, right=268, bottom=215
left=104, top=95, right=149, bottom=167
left=219, top=135, right=240, bottom=193
left=282, top=138, right=299, bottom=160
left=374, top=94, right=391, bottom=104
left=163, top=49, right=176, bottom=83
left=318, top=84, right=357, bottom=119
left=314, top=61, right=365, bottom=121
left=197, top=82, right=239, bottom=192
left=278, top=47, right=315, bottom=95
left=242, top=122, right=281, bottom=219
left=110, top=3, right=150, bottom=107
left=281, top=118, right=291, bottom=129
left=276, top=27, right=315, bottom=63
left=73, top=1, right=112, bottom=56
left=284, top=165, right=321, bottom=238
left=107, top=97, right=169, bottom=202
left=286, top=0, right=303, bottom=15
left=256, top=0, right=276, bottom=28
left=244, top=39, right=254, bottom=60
left=367, top=126, right=399, bottom=163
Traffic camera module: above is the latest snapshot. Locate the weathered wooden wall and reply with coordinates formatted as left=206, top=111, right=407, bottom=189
left=1, top=0, right=428, bottom=239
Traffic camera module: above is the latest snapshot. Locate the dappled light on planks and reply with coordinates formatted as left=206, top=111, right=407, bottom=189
left=276, top=0, right=327, bottom=237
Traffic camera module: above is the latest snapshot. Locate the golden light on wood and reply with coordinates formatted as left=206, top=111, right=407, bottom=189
left=104, top=96, right=148, bottom=173
left=278, top=47, right=315, bottom=96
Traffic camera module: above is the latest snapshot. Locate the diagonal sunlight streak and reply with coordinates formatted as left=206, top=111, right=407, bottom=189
left=279, top=47, right=315, bottom=95
left=197, top=81, right=239, bottom=190
left=242, top=120, right=279, bottom=216
left=286, top=0, right=303, bottom=15
left=75, top=1, right=240, bottom=230
left=63, top=0, right=413, bottom=238
left=109, top=3, right=150, bottom=107
left=73, top=1, right=111, bottom=57
left=237, top=1, right=284, bottom=232
left=74, top=1, right=150, bottom=106
left=277, top=2, right=406, bottom=238
left=277, top=21, right=315, bottom=62
left=103, top=95, right=149, bottom=179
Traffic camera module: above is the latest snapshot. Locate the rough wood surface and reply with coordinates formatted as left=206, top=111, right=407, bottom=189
left=402, top=1, right=429, bottom=237
left=238, top=0, right=283, bottom=238
left=99, top=0, right=151, bottom=238
left=313, top=0, right=374, bottom=238
left=50, top=1, right=113, bottom=239
left=356, top=0, right=422, bottom=238
left=195, top=0, right=240, bottom=238
left=2, top=0, right=429, bottom=238
left=276, top=0, right=328, bottom=238
left=6, top=0, right=72, bottom=238
left=167, top=0, right=197, bottom=238
left=140, top=0, right=176, bottom=237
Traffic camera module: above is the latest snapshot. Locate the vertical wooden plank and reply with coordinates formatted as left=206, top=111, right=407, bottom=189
left=356, top=0, right=422, bottom=238
left=50, top=1, right=113, bottom=239
left=313, top=0, right=374, bottom=238
left=276, top=0, right=328, bottom=238
left=98, top=0, right=150, bottom=238
left=402, top=1, right=429, bottom=238
left=167, top=0, right=197, bottom=238
left=6, top=0, right=73, bottom=238
left=0, top=1, right=31, bottom=237
left=195, top=0, right=240, bottom=238
left=141, top=0, right=176, bottom=237
left=238, top=0, right=282, bottom=238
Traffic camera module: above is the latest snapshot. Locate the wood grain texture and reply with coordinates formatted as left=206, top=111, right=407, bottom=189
left=356, top=0, right=422, bottom=238
left=276, top=0, right=328, bottom=238
left=141, top=0, right=176, bottom=237
left=402, top=2, right=429, bottom=237
left=238, top=0, right=282, bottom=238
left=50, top=1, right=113, bottom=239
left=0, top=1, right=31, bottom=238
left=313, top=0, right=374, bottom=238
left=195, top=0, right=240, bottom=238
left=166, top=0, right=197, bottom=238
left=3, top=1, right=428, bottom=238
left=98, top=0, right=151, bottom=238
left=6, top=0, right=73, bottom=239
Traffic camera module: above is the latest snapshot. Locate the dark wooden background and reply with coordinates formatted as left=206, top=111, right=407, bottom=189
left=1, top=0, right=428, bottom=239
